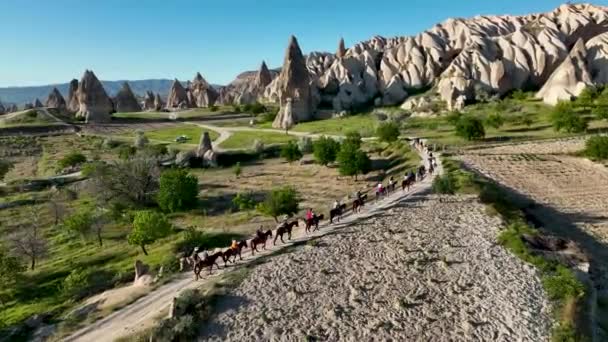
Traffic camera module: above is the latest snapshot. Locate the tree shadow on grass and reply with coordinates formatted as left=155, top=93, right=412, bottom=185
left=194, top=191, right=268, bottom=216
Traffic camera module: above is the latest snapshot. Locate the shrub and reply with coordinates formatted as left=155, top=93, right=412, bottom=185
left=250, top=102, right=266, bottom=115
left=102, top=138, right=121, bottom=149
left=232, top=104, right=242, bottom=113
left=280, top=141, right=303, bottom=163
left=0, top=159, right=14, bottom=181
left=134, top=130, right=149, bottom=148
left=118, top=145, right=137, bottom=160
left=485, top=113, right=505, bottom=130
left=584, top=136, right=608, bottom=160
left=62, top=269, right=91, bottom=299
left=297, top=136, right=313, bottom=154
left=233, top=162, right=242, bottom=178
left=259, top=109, right=278, bottom=123
left=510, top=89, right=529, bottom=101
left=313, top=136, right=340, bottom=166
left=376, top=122, right=400, bottom=143
left=550, top=101, right=588, bottom=133
left=337, top=142, right=371, bottom=180
left=144, top=144, right=168, bottom=158
left=455, top=116, right=486, bottom=141
left=256, top=186, right=300, bottom=222
left=128, top=211, right=172, bottom=255
left=446, top=111, right=462, bottom=126
left=157, top=169, right=199, bottom=213
left=252, top=140, right=265, bottom=154
left=542, top=265, right=585, bottom=301
left=232, top=192, right=256, bottom=211
left=432, top=174, right=457, bottom=194
left=344, top=130, right=362, bottom=149
left=63, top=210, right=94, bottom=241
left=0, top=245, right=25, bottom=290
left=62, top=268, right=115, bottom=300
left=209, top=105, right=218, bottom=112
left=58, top=152, right=87, bottom=169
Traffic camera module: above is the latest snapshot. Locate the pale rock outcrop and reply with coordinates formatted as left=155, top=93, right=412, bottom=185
left=113, top=82, right=141, bottom=113
left=196, top=131, right=213, bottom=157
left=8, top=104, right=18, bottom=113
left=272, top=36, right=315, bottom=129
left=536, top=39, right=593, bottom=105
left=76, top=70, right=114, bottom=123
left=34, top=98, right=43, bottom=108
left=45, top=88, right=67, bottom=112
left=586, top=31, right=608, bottom=84
left=166, top=79, right=190, bottom=109
left=218, top=61, right=278, bottom=105
left=190, top=73, right=218, bottom=107
left=0, top=102, right=5, bottom=115
left=67, top=79, right=80, bottom=113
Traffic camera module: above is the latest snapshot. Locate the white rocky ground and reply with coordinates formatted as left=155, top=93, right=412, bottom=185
left=201, top=194, right=551, bottom=341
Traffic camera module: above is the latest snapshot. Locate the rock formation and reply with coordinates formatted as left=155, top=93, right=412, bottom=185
left=66, top=79, right=80, bottom=113
left=23, top=103, right=34, bottom=110
left=34, top=98, right=43, bottom=108
left=537, top=38, right=593, bottom=105
left=165, top=79, right=190, bottom=109
left=337, top=38, right=347, bottom=58
left=8, top=104, right=18, bottom=113
left=0, top=102, right=5, bottom=115
left=272, top=36, right=315, bottom=129
left=196, top=131, right=213, bottom=157
left=154, top=93, right=164, bottom=111
left=76, top=70, right=114, bottom=123
left=114, top=82, right=142, bottom=113
left=190, top=73, right=218, bottom=107
left=45, top=88, right=67, bottom=112
left=143, top=91, right=155, bottom=111
left=218, top=61, right=278, bottom=105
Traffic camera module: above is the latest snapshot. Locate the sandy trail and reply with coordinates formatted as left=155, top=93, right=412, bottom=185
left=65, top=144, right=434, bottom=342
left=201, top=194, right=550, bottom=341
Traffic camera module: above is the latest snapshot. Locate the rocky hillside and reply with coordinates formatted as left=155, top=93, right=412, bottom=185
left=222, top=3, right=608, bottom=113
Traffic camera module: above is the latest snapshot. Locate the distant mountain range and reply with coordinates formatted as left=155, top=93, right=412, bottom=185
left=0, top=80, right=223, bottom=105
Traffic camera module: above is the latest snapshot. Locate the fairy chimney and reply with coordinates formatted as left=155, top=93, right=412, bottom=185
left=114, top=82, right=141, bottom=113
left=190, top=72, right=218, bottom=108
left=67, top=79, right=80, bottom=113
left=45, top=88, right=67, bottom=112
left=272, top=35, right=315, bottom=129
left=165, top=79, right=190, bottom=109
left=337, top=38, right=347, bottom=58
left=76, top=70, right=114, bottom=123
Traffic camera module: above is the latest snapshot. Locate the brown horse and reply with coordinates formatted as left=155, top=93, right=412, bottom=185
left=305, top=214, right=324, bottom=233
left=250, top=230, right=272, bottom=255
left=274, top=220, right=299, bottom=245
left=329, top=203, right=347, bottom=223
left=352, top=194, right=368, bottom=213
left=222, top=240, right=248, bottom=266
left=193, top=251, right=223, bottom=280
left=402, top=177, right=414, bottom=192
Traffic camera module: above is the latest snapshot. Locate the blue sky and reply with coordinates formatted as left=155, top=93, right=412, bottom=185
left=1, top=0, right=606, bottom=87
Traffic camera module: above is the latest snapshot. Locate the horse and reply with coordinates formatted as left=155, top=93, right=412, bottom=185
left=250, top=230, right=272, bottom=255
left=352, top=194, right=368, bottom=213
left=329, top=203, right=347, bottom=224
left=402, top=176, right=414, bottom=192
left=305, top=214, right=324, bottom=233
left=193, top=251, right=223, bottom=280
left=274, top=220, right=299, bottom=245
left=222, top=240, right=248, bottom=266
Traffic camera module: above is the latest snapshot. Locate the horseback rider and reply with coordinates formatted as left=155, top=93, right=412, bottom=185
left=230, top=240, right=238, bottom=251
left=388, top=176, right=394, bottom=192
left=333, top=199, right=341, bottom=210
left=256, top=226, right=264, bottom=239
left=306, top=208, right=313, bottom=222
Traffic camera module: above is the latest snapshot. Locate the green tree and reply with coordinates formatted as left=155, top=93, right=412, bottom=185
left=58, top=152, right=87, bottom=170
left=337, top=142, right=371, bottom=180
left=128, top=211, right=172, bottom=255
left=550, top=101, right=588, bottom=133
left=63, top=210, right=94, bottom=241
left=455, top=116, right=486, bottom=141
left=592, top=96, right=608, bottom=122
left=232, top=192, right=256, bottom=211
left=256, top=186, right=300, bottom=222
left=485, top=113, right=505, bottom=130
left=446, top=111, right=462, bottom=126
left=376, top=122, right=400, bottom=143
left=344, top=130, right=362, bottom=149
left=234, top=162, right=242, bottom=179
left=585, top=136, right=608, bottom=160
left=313, top=136, right=340, bottom=166
left=250, top=102, right=266, bottom=115
left=280, top=141, right=303, bottom=163
left=157, top=169, right=199, bottom=213
left=0, top=159, right=13, bottom=181
left=575, top=86, right=598, bottom=110
left=0, top=244, right=25, bottom=293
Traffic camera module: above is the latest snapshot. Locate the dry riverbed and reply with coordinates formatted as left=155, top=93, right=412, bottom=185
left=201, top=194, right=551, bottom=341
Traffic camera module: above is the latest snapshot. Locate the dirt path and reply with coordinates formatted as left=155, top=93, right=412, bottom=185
left=201, top=194, right=551, bottom=341
left=65, top=144, right=435, bottom=342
